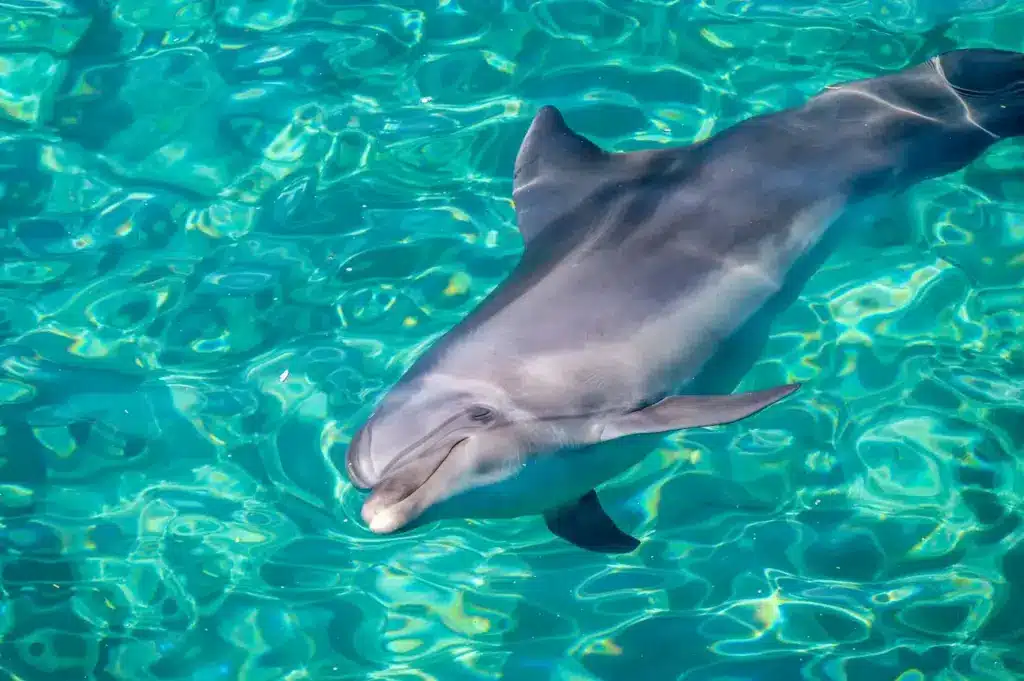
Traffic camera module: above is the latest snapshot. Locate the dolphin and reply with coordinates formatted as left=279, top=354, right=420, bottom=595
left=345, top=48, right=1024, bottom=552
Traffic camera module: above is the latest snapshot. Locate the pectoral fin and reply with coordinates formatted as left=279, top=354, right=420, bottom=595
left=599, top=383, right=801, bottom=441
left=543, top=490, right=640, bottom=554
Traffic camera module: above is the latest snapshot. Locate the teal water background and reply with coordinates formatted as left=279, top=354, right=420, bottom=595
left=1, top=1, right=1024, bottom=679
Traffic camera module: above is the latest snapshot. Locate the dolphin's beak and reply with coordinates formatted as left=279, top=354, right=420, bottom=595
left=360, top=438, right=466, bottom=534
left=345, top=425, right=374, bottom=490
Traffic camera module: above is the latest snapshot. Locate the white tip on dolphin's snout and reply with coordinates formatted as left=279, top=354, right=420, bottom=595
left=366, top=508, right=401, bottom=534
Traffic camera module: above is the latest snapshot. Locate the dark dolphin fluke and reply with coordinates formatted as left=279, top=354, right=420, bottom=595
left=345, top=48, right=1024, bottom=552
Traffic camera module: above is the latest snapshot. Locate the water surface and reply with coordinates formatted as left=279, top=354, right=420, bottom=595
left=0, top=1, right=1023, bottom=680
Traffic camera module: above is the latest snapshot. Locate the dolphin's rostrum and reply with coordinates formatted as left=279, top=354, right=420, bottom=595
left=346, top=48, right=1024, bottom=552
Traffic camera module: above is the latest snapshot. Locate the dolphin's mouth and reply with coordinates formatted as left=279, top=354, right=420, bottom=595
left=360, top=438, right=467, bottom=534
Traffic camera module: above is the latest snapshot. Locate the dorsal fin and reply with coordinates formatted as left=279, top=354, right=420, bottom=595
left=512, top=105, right=608, bottom=246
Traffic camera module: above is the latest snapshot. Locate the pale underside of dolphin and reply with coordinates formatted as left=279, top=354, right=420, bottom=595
left=344, top=48, right=1024, bottom=552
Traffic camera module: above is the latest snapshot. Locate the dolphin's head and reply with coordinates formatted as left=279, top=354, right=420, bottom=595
left=345, top=373, right=559, bottom=534
left=935, top=48, right=1024, bottom=139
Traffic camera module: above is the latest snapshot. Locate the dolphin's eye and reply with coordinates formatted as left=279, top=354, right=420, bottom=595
left=468, top=406, right=495, bottom=423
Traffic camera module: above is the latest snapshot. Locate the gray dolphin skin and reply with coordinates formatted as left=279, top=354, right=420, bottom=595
left=345, top=48, right=1024, bottom=552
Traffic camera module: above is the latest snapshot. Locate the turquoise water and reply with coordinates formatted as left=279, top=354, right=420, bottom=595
left=1, top=1, right=1024, bottom=679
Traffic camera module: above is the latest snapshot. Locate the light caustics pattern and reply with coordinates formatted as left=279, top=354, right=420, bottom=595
left=0, top=1, right=1022, bottom=680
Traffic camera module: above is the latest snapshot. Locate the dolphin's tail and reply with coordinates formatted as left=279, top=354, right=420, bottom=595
left=936, top=48, right=1024, bottom=139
